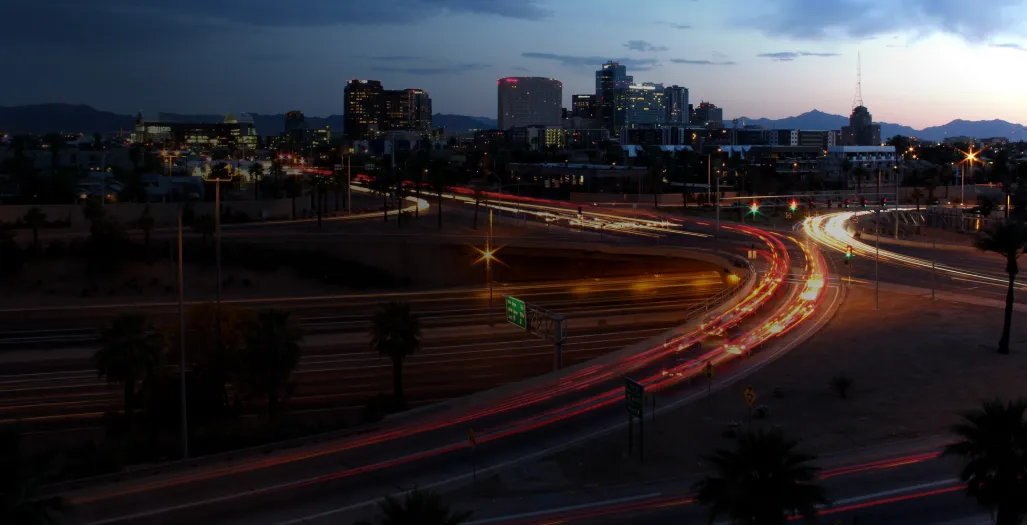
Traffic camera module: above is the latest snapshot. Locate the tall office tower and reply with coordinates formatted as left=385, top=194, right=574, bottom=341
left=693, top=102, right=724, bottom=127
left=664, top=86, right=689, bottom=125
left=384, top=88, right=433, bottom=131
left=595, top=62, right=633, bottom=134
left=619, top=83, right=666, bottom=128
left=344, top=79, right=384, bottom=139
left=497, top=77, right=563, bottom=129
left=572, top=94, right=597, bottom=118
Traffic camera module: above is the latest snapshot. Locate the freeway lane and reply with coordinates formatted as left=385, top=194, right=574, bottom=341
left=1, top=274, right=726, bottom=431
left=56, top=221, right=817, bottom=525
left=0, top=271, right=725, bottom=348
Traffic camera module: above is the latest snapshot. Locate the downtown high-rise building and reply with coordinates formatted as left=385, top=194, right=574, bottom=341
left=497, top=77, right=563, bottom=129
left=383, top=88, right=433, bottom=132
left=571, top=94, right=597, bottom=119
left=344, top=79, right=384, bottom=139
left=595, top=62, right=633, bottom=134
left=692, top=102, right=724, bottom=127
left=663, top=86, right=689, bottom=125
left=617, top=82, right=666, bottom=129
left=841, top=105, right=881, bottom=146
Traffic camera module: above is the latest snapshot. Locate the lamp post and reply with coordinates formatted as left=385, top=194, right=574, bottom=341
left=204, top=170, right=233, bottom=307
left=177, top=208, right=188, bottom=459
left=957, top=144, right=979, bottom=209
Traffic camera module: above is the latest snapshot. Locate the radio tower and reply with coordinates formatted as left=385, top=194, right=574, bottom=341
left=852, top=51, right=864, bottom=109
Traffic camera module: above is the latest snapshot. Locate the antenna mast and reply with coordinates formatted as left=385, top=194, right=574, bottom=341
left=852, top=51, right=864, bottom=109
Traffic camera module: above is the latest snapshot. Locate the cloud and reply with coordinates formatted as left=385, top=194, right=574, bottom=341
left=521, top=52, right=662, bottom=71
left=670, top=58, right=736, bottom=65
left=991, top=42, right=1027, bottom=51
left=512, top=66, right=532, bottom=72
left=743, top=0, right=1027, bottom=42
left=624, top=40, right=668, bottom=53
left=372, top=63, right=490, bottom=75
left=655, top=21, right=692, bottom=30
left=757, top=51, right=841, bottom=61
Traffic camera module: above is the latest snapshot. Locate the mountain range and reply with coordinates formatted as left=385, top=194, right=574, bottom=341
left=0, top=104, right=498, bottom=136
left=0, top=104, right=1024, bottom=143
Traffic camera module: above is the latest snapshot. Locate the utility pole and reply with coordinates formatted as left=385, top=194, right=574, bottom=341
left=177, top=210, right=188, bottom=460
left=346, top=149, right=352, bottom=212
left=876, top=168, right=881, bottom=310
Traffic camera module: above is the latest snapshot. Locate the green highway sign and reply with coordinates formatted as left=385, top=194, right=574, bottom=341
left=505, top=296, right=526, bottom=329
left=625, top=378, right=644, bottom=418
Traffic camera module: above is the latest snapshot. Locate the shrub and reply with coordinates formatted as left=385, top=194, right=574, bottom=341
left=722, top=421, right=742, bottom=439
left=830, top=374, right=853, bottom=399
left=753, top=405, right=769, bottom=419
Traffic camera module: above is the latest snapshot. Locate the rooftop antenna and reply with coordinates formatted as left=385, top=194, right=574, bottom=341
left=852, top=51, right=864, bottom=109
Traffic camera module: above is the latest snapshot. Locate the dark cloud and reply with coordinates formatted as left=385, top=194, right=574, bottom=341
left=512, top=66, right=532, bottom=72
left=625, top=40, right=669, bottom=52
left=369, top=56, right=427, bottom=61
left=757, top=51, right=841, bottom=61
left=521, top=53, right=661, bottom=71
left=991, top=42, right=1027, bottom=51
left=747, top=0, right=1025, bottom=41
left=372, top=63, right=490, bottom=75
left=670, top=58, right=736, bottom=65
left=655, top=22, right=692, bottom=30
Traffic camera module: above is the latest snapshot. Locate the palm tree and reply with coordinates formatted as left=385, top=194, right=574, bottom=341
left=184, top=303, right=248, bottom=411
left=944, top=398, right=1027, bottom=525
left=93, top=313, right=165, bottom=422
left=975, top=219, right=1027, bottom=354
left=355, top=489, right=472, bottom=525
left=910, top=188, right=924, bottom=211
left=269, top=159, right=286, bottom=198
left=692, top=429, right=828, bottom=524
left=240, top=309, right=304, bottom=420
left=369, top=301, right=421, bottom=408
left=429, top=160, right=451, bottom=230
left=851, top=166, right=867, bottom=194
left=369, top=171, right=394, bottom=223
left=0, top=427, right=67, bottom=525
left=249, top=162, right=265, bottom=200
left=23, top=207, right=46, bottom=253
left=137, top=206, right=155, bottom=251
left=43, top=133, right=64, bottom=197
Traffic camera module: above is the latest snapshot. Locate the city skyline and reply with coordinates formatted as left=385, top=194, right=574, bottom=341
left=4, top=0, right=1027, bottom=128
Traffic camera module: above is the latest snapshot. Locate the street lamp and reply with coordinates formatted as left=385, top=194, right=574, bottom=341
left=475, top=215, right=501, bottom=327
left=956, top=145, right=979, bottom=208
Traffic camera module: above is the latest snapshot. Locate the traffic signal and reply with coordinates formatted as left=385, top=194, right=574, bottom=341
left=880, top=198, right=887, bottom=209
left=827, top=199, right=833, bottom=209
left=749, top=201, right=759, bottom=215
left=789, top=200, right=798, bottom=212
left=844, top=199, right=850, bottom=209
left=861, top=198, right=868, bottom=208
left=844, top=245, right=853, bottom=265
left=808, top=199, right=815, bottom=210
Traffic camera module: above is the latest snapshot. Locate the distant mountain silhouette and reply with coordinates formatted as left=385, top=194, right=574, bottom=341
left=736, top=110, right=1027, bottom=142
left=0, top=104, right=499, bottom=136
left=0, top=104, right=1021, bottom=142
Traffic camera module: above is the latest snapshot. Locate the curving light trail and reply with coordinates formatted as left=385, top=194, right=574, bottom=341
left=804, top=210, right=1022, bottom=290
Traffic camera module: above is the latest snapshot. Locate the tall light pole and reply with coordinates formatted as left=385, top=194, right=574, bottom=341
left=346, top=147, right=353, bottom=213
left=177, top=208, right=188, bottom=459
left=957, top=144, right=979, bottom=210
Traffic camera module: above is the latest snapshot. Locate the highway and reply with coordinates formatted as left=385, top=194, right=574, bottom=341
left=0, top=273, right=726, bottom=431
left=48, top=206, right=832, bottom=525
left=804, top=209, right=1024, bottom=303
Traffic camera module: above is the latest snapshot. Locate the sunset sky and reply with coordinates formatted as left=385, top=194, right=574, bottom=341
left=4, top=0, right=1027, bottom=128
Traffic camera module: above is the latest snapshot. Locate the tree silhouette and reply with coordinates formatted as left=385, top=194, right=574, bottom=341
left=23, top=207, right=46, bottom=253
left=945, top=398, right=1027, bottom=525
left=94, top=313, right=165, bottom=423
left=137, top=206, right=155, bottom=251
left=182, top=303, right=248, bottom=411
left=249, top=162, right=265, bottom=200
left=354, top=489, right=472, bottom=525
left=692, top=429, right=828, bottom=524
left=369, top=301, right=421, bottom=408
left=240, top=309, right=304, bottom=421
left=975, top=219, right=1027, bottom=354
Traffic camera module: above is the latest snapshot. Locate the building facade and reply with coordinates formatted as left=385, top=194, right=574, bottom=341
left=664, top=85, right=689, bottom=125
left=615, top=82, right=666, bottom=130
left=383, top=88, right=432, bottom=132
left=344, top=79, right=385, bottom=140
left=595, top=62, right=633, bottom=134
left=825, top=145, right=898, bottom=185
left=498, top=77, right=563, bottom=130
left=132, top=112, right=259, bottom=150
left=572, top=94, right=597, bottom=119
left=841, top=105, right=881, bottom=146
left=692, top=102, right=723, bottom=127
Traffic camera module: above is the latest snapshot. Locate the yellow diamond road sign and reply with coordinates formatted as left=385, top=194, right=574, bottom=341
left=703, top=361, right=714, bottom=379
left=744, top=385, right=757, bottom=406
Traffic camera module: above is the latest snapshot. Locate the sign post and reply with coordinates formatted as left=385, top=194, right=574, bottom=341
left=505, top=296, right=527, bottom=329
left=626, top=378, right=645, bottom=462
left=744, top=385, right=757, bottom=428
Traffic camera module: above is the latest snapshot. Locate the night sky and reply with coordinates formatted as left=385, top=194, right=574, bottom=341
left=3, top=0, right=1027, bottom=127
